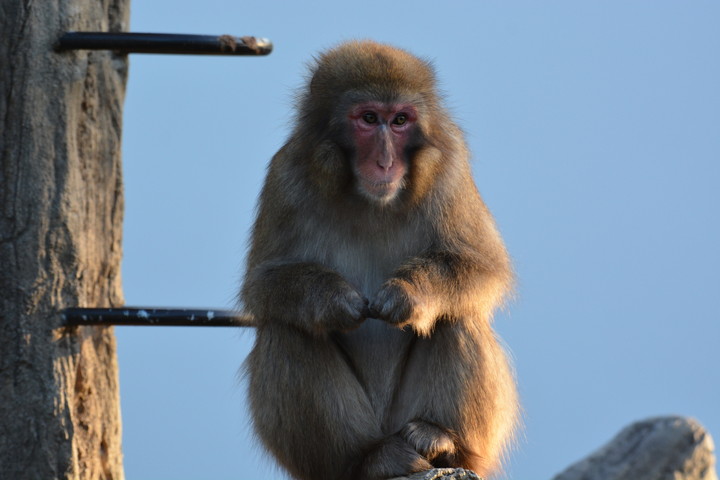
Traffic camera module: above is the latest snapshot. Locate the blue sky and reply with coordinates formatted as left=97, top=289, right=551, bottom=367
left=117, top=2, right=719, bottom=479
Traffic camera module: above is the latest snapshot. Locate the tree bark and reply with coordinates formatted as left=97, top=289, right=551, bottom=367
left=0, top=1, right=129, bottom=479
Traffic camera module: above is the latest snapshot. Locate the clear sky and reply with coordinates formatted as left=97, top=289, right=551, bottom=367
left=116, top=2, right=720, bottom=479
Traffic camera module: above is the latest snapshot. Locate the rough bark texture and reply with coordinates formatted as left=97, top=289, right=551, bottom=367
left=553, top=416, right=717, bottom=480
left=0, top=1, right=129, bottom=479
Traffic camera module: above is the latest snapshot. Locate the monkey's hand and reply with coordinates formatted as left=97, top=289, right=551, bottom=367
left=305, top=272, right=370, bottom=335
left=401, top=420, right=459, bottom=468
left=370, top=278, right=437, bottom=335
left=244, top=262, right=369, bottom=335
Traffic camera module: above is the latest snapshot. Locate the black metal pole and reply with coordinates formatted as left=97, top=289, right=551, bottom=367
left=61, top=307, right=255, bottom=327
left=55, top=32, right=273, bottom=56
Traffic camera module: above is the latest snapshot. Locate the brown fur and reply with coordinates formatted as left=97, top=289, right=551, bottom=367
left=242, top=40, right=519, bottom=480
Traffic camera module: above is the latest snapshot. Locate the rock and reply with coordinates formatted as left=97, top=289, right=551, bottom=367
left=403, top=468, right=482, bottom=480
left=552, top=416, right=717, bottom=480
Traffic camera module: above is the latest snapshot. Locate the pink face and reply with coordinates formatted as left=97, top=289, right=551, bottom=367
left=348, top=101, right=418, bottom=204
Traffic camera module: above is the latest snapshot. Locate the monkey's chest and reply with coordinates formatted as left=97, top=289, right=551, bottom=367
left=305, top=218, right=424, bottom=417
left=332, top=319, right=413, bottom=419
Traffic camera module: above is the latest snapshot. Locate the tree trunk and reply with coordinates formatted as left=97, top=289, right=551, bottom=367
left=0, top=1, right=129, bottom=479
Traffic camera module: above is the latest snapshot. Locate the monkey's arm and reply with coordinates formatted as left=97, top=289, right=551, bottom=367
left=242, top=261, right=369, bottom=336
left=370, top=248, right=511, bottom=337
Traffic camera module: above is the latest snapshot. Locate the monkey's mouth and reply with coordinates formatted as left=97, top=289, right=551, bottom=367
left=357, top=177, right=404, bottom=203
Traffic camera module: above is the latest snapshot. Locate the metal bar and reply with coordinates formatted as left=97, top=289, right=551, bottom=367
left=55, top=32, right=273, bottom=56
left=61, top=307, right=255, bottom=327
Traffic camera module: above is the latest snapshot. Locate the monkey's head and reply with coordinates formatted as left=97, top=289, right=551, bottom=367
left=297, top=41, right=453, bottom=207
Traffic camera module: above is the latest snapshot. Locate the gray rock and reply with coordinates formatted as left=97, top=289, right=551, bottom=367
left=402, top=468, right=482, bottom=480
left=552, top=416, right=717, bottom=480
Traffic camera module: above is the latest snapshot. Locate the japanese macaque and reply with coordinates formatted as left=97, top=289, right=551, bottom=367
left=242, top=41, right=519, bottom=480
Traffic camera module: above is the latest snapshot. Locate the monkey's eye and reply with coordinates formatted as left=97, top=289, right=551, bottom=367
left=362, top=112, right=378, bottom=124
left=392, top=114, right=408, bottom=126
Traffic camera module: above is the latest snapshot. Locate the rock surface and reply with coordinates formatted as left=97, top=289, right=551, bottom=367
left=552, top=416, right=717, bottom=480
left=404, top=468, right=482, bottom=480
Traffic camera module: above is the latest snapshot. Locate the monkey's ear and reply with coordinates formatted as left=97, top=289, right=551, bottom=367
left=308, top=59, right=321, bottom=96
left=308, top=67, right=319, bottom=96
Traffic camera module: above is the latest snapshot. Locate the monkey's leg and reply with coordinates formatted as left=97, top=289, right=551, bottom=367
left=388, top=322, right=518, bottom=477
left=247, top=325, right=430, bottom=480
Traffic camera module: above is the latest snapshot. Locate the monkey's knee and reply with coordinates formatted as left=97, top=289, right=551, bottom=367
left=401, top=420, right=459, bottom=468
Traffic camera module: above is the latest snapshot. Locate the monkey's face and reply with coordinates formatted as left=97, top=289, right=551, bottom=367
left=347, top=101, right=418, bottom=205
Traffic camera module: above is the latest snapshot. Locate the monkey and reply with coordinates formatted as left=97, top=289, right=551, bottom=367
left=241, top=40, right=519, bottom=480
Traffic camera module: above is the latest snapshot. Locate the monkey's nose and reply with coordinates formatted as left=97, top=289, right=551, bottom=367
left=377, top=156, right=394, bottom=171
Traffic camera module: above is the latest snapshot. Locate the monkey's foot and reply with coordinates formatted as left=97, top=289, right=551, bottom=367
left=402, top=467, right=482, bottom=480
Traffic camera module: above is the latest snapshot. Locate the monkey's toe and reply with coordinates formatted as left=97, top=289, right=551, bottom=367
left=401, top=420, right=458, bottom=466
left=353, top=434, right=433, bottom=479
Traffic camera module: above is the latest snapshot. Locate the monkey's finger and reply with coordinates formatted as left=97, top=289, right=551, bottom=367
left=370, top=282, right=414, bottom=325
left=331, top=289, right=369, bottom=329
left=359, top=300, right=372, bottom=320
